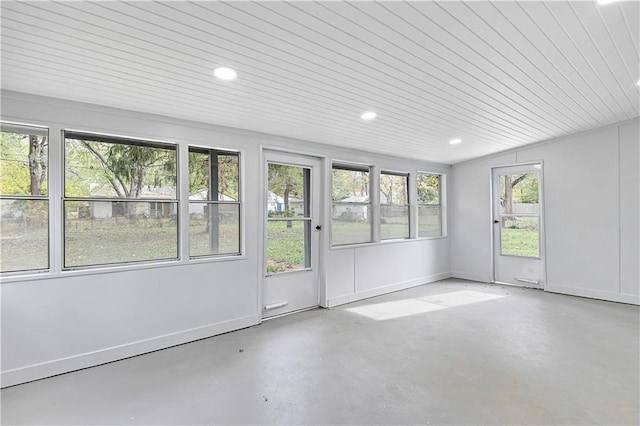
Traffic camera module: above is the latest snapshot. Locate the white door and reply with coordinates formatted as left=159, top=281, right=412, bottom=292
left=263, top=151, right=321, bottom=318
left=492, top=164, right=545, bottom=288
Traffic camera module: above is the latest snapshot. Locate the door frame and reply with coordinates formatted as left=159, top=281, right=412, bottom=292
left=490, top=161, right=547, bottom=288
left=260, top=148, right=324, bottom=320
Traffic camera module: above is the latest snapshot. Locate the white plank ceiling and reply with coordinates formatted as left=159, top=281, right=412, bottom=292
left=1, top=0, right=638, bottom=164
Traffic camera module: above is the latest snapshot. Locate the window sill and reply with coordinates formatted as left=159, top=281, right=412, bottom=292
left=0, top=255, right=248, bottom=283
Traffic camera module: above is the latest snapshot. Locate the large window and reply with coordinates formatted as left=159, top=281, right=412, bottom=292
left=188, top=147, right=240, bottom=257
left=380, top=172, right=409, bottom=240
left=331, top=164, right=371, bottom=245
left=417, top=172, right=442, bottom=238
left=63, top=132, right=178, bottom=268
left=0, top=124, right=49, bottom=273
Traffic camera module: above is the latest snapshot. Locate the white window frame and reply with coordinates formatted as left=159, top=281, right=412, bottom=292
left=379, top=170, right=410, bottom=241
left=330, top=162, right=372, bottom=246
left=0, top=122, right=50, bottom=275
left=62, top=130, right=179, bottom=270
left=187, top=146, right=241, bottom=259
left=416, top=172, right=444, bottom=239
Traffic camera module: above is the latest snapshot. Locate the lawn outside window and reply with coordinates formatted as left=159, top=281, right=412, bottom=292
left=63, top=131, right=178, bottom=269
left=331, top=163, right=372, bottom=246
left=0, top=123, right=50, bottom=274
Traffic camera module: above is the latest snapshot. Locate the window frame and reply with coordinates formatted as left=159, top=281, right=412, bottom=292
left=187, top=145, right=241, bottom=259
left=62, top=130, right=180, bottom=270
left=416, top=171, right=444, bottom=239
left=0, top=122, right=51, bottom=275
left=330, top=162, right=373, bottom=247
left=379, top=170, right=410, bottom=241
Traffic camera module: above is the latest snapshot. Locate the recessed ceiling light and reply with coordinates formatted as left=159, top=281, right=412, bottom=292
left=636, top=79, right=640, bottom=87
left=213, top=67, right=237, bottom=81
left=449, top=138, right=462, bottom=145
left=361, top=111, right=377, bottom=121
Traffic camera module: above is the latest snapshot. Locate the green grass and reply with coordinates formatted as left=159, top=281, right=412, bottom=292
left=267, top=220, right=306, bottom=273
left=0, top=221, right=49, bottom=272
left=501, top=228, right=539, bottom=257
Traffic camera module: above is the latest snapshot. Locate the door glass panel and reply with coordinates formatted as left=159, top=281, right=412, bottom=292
left=267, top=220, right=310, bottom=274
left=267, top=163, right=311, bottom=274
left=500, top=173, right=539, bottom=214
left=501, top=216, right=540, bottom=258
left=267, top=164, right=308, bottom=218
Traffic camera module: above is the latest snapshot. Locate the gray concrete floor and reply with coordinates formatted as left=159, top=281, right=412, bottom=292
left=2, top=279, right=639, bottom=425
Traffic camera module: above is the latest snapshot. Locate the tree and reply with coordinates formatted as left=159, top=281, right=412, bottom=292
left=0, top=132, right=48, bottom=196
left=268, top=164, right=304, bottom=214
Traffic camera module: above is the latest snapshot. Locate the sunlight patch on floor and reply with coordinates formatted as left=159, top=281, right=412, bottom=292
left=345, top=290, right=505, bottom=320
left=345, top=299, right=446, bottom=320
left=417, top=290, right=505, bottom=307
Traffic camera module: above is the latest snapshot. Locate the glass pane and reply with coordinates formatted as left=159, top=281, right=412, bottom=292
left=189, top=203, right=240, bottom=257
left=1, top=199, right=48, bottom=272
left=501, top=216, right=540, bottom=257
left=417, top=173, right=440, bottom=205
left=331, top=204, right=371, bottom=245
left=418, top=205, right=442, bottom=238
left=500, top=173, right=539, bottom=214
left=380, top=205, right=410, bottom=240
left=380, top=173, right=408, bottom=205
left=0, top=129, right=48, bottom=196
left=267, top=220, right=309, bottom=274
left=189, top=150, right=239, bottom=201
left=65, top=137, right=177, bottom=199
left=332, top=168, right=369, bottom=202
left=64, top=201, right=178, bottom=268
left=267, top=164, right=308, bottom=218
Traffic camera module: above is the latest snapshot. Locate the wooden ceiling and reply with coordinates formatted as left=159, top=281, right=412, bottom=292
left=2, top=1, right=638, bottom=164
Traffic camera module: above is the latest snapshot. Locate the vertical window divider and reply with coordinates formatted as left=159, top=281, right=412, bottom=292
left=371, top=165, right=381, bottom=243
left=178, top=143, right=190, bottom=263
left=409, top=171, right=418, bottom=240
left=51, top=126, right=63, bottom=273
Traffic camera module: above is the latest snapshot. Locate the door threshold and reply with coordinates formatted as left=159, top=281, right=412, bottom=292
left=261, top=305, right=321, bottom=321
left=492, top=281, right=544, bottom=290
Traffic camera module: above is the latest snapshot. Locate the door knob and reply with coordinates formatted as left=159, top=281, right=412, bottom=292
left=315, top=225, right=322, bottom=230
left=493, top=220, right=499, bottom=224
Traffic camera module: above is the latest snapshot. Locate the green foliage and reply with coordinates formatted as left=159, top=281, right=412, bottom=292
left=188, top=151, right=239, bottom=200
left=65, top=138, right=176, bottom=199
left=380, top=173, right=408, bottom=204
left=417, top=173, right=439, bottom=204
left=268, top=164, right=304, bottom=211
left=0, top=131, right=48, bottom=196
left=332, top=168, right=369, bottom=201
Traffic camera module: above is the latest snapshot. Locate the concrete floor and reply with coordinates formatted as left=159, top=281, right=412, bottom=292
left=2, top=279, right=639, bottom=425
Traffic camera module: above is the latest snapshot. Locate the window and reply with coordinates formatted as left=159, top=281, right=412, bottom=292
left=331, top=164, right=371, bottom=245
left=0, top=124, right=49, bottom=273
left=188, top=147, right=240, bottom=257
left=380, top=172, right=409, bottom=240
left=63, top=132, right=178, bottom=268
left=417, top=172, right=442, bottom=238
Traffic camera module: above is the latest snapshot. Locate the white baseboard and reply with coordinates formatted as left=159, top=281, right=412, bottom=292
left=326, top=272, right=452, bottom=308
left=450, top=271, right=491, bottom=283
left=544, top=285, right=640, bottom=305
left=1, top=314, right=260, bottom=388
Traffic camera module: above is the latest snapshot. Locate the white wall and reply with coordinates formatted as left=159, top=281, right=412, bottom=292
left=0, top=91, right=451, bottom=387
left=451, top=119, right=639, bottom=305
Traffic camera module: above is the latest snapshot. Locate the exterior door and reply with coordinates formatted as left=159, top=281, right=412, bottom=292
left=492, top=164, right=545, bottom=288
left=263, top=151, right=321, bottom=318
